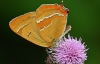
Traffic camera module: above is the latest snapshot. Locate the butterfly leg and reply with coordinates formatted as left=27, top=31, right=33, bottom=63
left=59, top=25, right=71, bottom=40
left=64, top=25, right=72, bottom=36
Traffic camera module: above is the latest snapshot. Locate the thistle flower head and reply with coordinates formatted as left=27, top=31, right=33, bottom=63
left=46, top=34, right=88, bottom=64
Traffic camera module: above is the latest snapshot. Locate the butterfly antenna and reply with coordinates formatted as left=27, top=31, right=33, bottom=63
left=60, top=0, right=64, bottom=7
left=62, top=0, right=63, bottom=3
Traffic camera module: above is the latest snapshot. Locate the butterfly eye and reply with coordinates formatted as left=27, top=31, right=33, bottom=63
left=65, top=8, right=69, bottom=14
left=62, top=9, right=69, bottom=15
left=67, top=9, right=69, bottom=13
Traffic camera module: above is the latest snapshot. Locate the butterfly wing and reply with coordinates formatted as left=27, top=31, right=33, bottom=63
left=36, top=4, right=69, bottom=43
left=9, top=12, right=52, bottom=47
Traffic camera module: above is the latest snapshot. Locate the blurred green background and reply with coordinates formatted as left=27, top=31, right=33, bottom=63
left=0, top=0, right=100, bottom=64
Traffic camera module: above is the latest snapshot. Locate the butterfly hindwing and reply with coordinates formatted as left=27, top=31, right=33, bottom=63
left=9, top=12, right=52, bottom=47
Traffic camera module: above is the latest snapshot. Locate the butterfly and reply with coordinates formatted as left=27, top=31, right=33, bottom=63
left=9, top=2, right=71, bottom=47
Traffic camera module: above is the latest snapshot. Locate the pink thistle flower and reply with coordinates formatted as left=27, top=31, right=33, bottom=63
left=46, top=34, right=88, bottom=64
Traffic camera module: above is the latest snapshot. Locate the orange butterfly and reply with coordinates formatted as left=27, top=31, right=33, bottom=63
left=9, top=2, right=71, bottom=47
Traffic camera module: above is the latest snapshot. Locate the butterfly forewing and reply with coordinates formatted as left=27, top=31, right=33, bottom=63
left=36, top=4, right=67, bottom=43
